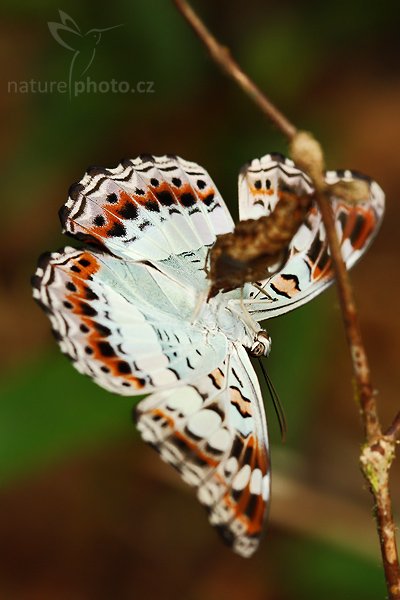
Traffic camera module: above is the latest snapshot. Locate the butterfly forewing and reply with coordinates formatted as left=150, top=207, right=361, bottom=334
left=32, top=245, right=228, bottom=395
left=60, top=154, right=234, bottom=262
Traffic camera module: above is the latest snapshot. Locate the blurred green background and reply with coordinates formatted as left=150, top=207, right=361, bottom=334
left=1, top=1, right=399, bottom=598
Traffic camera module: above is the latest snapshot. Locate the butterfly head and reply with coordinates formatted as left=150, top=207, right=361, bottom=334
left=249, top=330, right=271, bottom=358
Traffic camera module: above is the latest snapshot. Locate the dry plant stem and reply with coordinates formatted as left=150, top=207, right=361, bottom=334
left=386, top=411, right=400, bottom=440
left=173, top=0, right=400, bottom=596
left=172, top=0, right=297, bottom=140
left=314, top=190, right=381, bottom=440
left=316, top=190, right=400, bottom=598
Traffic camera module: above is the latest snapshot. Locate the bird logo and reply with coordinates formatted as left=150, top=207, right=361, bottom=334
left=48, top=10, right=122, bottom=98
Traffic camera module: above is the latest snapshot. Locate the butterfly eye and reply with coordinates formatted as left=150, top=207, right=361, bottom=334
left=249, top=341, right=265, bottom=357
left=249, top=331, right=271, bottom=357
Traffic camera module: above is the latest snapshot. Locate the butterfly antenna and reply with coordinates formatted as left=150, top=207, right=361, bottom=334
left=252, top=282, right=270, bottom=298
left=258, top=358, right=287, bottom=443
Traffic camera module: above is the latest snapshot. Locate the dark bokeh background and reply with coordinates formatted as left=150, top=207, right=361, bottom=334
left=1, top=1, right=399, bottom=598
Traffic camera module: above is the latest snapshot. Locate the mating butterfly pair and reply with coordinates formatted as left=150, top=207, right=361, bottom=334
left=32, top=153, right=384, bottom=557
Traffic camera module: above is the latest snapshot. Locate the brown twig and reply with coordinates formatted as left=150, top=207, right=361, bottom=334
left=172, top=0, right=297, bottom=140
left=313, top=191, right=381, bottom=440
left=173, top=0, right=400, bottom=597
left=386, top=411, right=400, bottom=441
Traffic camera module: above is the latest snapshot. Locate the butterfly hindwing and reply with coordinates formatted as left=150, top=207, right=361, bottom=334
left=238, top=153, right=314, bottom=221
left=239, top=155, right=385, bottom=319
left=136, top=344, right=270, bottom=557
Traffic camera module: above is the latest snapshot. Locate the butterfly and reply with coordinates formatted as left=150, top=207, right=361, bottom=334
left=32, top=153, right=384, bottom=557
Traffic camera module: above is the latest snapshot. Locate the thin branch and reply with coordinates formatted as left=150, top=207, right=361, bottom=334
left=313, top=189, right=381, bottom=441
left=172, top=0, right=297, bottom=140
left=314, top=183, right=398, bottom=595
left=386, top=411, right=400, bottom=441
left=173, top=1, right=400, bottom=597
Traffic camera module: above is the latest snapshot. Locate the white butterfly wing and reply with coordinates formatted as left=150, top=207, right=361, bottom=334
left=60, top=154, right=234, bottom=265
left=238, top=153, right=313, bottom=221
left=136, top=344, right=270, bottom=557
left=33, top=155, right=239, bottom=394
left=32, top=246, right=228, bottom=396
left=238, top=154, right=385, bottom=320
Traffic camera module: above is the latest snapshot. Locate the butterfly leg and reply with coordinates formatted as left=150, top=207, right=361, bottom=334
left=228, top=296, right=272, bottom=357
left=190, top=288, right=209, bottom=325
left=229, top=296, right=262, bottom=337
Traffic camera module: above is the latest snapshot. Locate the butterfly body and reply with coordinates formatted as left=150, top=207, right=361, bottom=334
left=32, top=153, right=384, bottom=556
